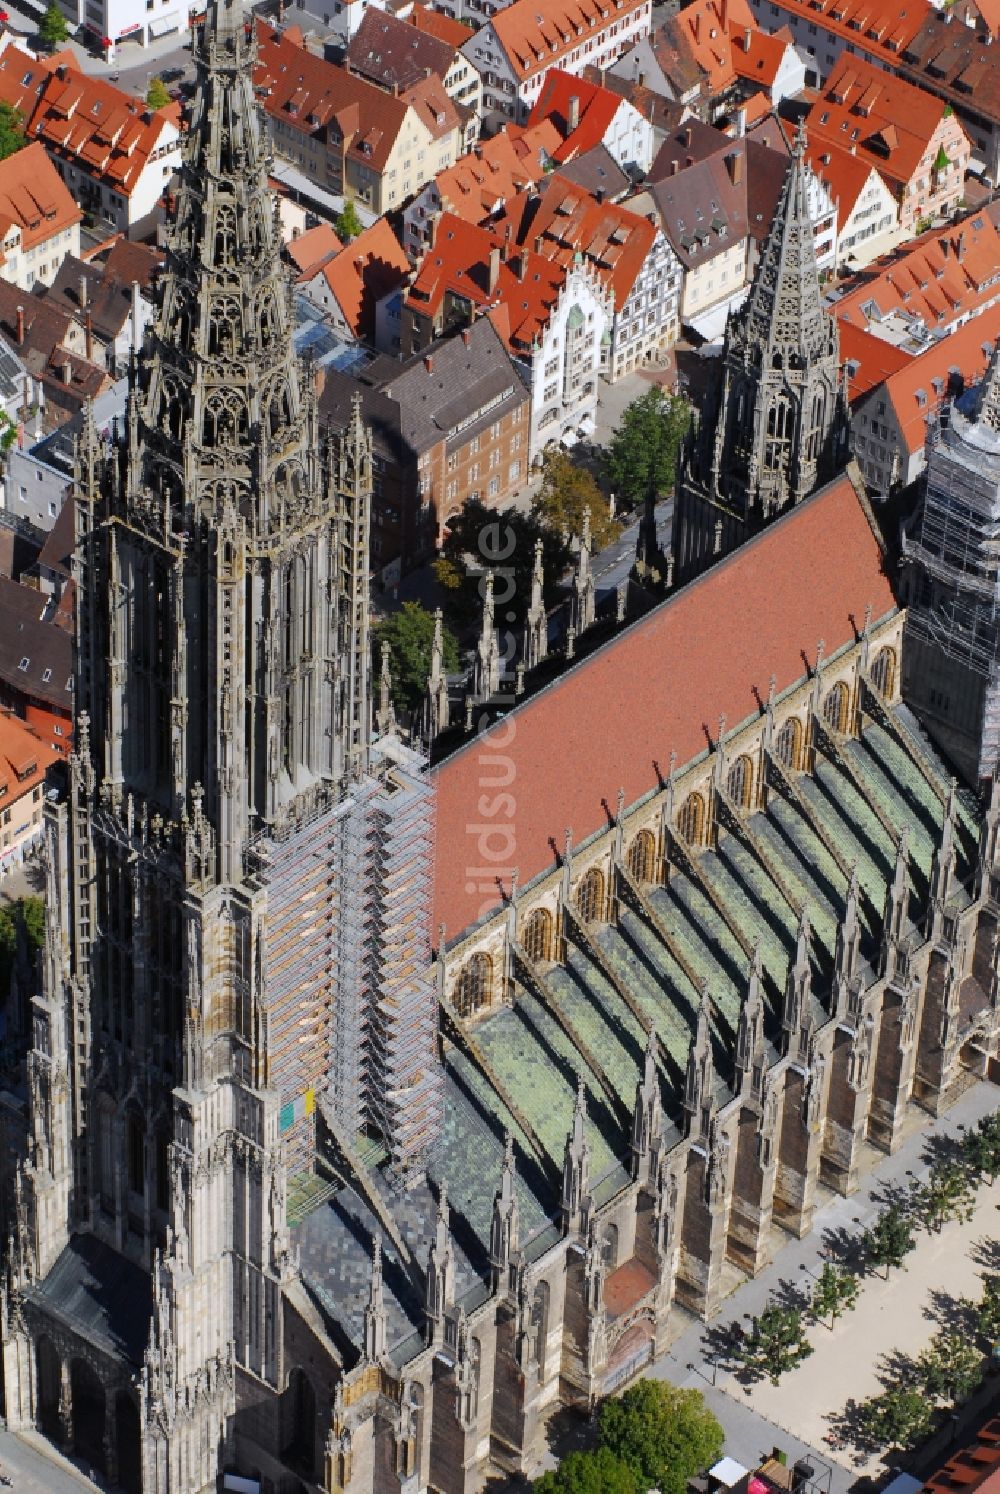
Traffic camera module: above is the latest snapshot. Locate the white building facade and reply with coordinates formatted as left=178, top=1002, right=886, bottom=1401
left=523, top=264, right=612, bottom=461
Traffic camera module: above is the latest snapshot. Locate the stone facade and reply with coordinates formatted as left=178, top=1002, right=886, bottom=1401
left=672, top=130, right=850, bottom=585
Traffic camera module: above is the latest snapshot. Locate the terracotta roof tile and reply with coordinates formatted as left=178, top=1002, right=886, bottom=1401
left=674, top=0, right=755, bottom=94
left=839, top=318, right=913, bottom=400
left=315, top=217, right=408, bottom=338
left=527, top=67, right=628, bottom=161
left=431, top=468, right=894, bottom=936
left=490, top=0, right=650, bottom=84
left=29, top=64, right=176, bottom=199
left=407, top=3, right=474, bottom=46
left=286, top=221, right=343, bottom=277
left=0, top=140, right=79, bottom=259
left=429, top=121, right=560, bottom=225
left=882, top=300, right=1000, bottom=453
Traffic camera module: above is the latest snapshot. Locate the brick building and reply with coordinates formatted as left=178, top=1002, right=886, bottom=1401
left=321, top=314, right=529, bottom=574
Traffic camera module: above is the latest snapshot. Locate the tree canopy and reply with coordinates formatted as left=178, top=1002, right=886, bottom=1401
left=854, top=1388, right=934, bottom=1451
left=604, top=387, right=691, bottom=510
left=916, top=1331, right=984, bottom=1404
left=533, top=1447, right=638, bottom=1494
left=0, top=103, right=24, bottom=162
left=146, top=76, right=171, bottom=109
left=599, top=1380, right=724, bottom=1494
left=334, top=199, right=364, bottom=242
left=733, top=1302, right=813, bottom=1386
left=38, top=1, right=70, bottom=49
left=434, top=500, right=569, bottom=630
left=909, top=1160, right=977, bottom=1234
left=861, top=1202, right=915, bottom=1277
left=374, top=602, right=459, bottom=714
left=807, top=1262, right=859, bottom=1329
left=533, top=449, right=620, bottom=550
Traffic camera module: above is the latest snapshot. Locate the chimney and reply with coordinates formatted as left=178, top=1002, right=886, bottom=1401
left=84, top=309, right=93, bottom=362
left=15, top=305, right=24, bottom=345
left=637, top=71, right=644, bottom=87
left=425, top=353, right=434, bottom=374
left=670, top=158, right=679, bottom=176
left=957, top=231, right=966, bottom=260
left=744, top=24, right=752, bottom=50
left=726, top=149, right=743, bottom=185
left=461, top=327, right=470, bottom=345
left=488, top=244, right=501, bottom=294
left=684, top=125, right=692, bottom=148
left=60, top=359, right=71, bottom=386
left=78, top=273, right=87, bottom=309
left=567, top=93, right=580, bottom=132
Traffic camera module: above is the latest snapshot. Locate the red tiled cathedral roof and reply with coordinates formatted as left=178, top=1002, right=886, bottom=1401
left=431, top=467, right=896, bottom=940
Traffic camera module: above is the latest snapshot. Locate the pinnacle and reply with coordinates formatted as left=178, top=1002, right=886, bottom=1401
left=736, top=141, right=830, bottom=363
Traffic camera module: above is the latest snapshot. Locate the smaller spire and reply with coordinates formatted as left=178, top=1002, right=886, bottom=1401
left=561, top=1079, right=591, bottom=1234
left=631, top=1028, right=662, bottom=1178
left=376, top=644, right=396, bottom=737
left=736, top=944, right=765, bottom=1087
left=363, top=1239, right=388, bottom=1362
left=474, top=572, right=501, bottom=701
left=490, top=1133, right=520, bottom=1289
left=684, top=983, right=715, bottom=1133
left=571, top=511, right=595, bottom=634
left=524, top=538, right=548, bottom=670
left=423, top=608, right=450, bottom=743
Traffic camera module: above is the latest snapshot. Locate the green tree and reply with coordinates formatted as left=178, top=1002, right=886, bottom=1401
left=604, top=387, right=691, bottom=510
left=963, top=1112, right=1000, bottom=1182
left=599, top=1380, right=724, bottom=1494
left=733, top=1302, right=813, bottom=1386
left=374, top=602, right=459, bottom=715
left=0, top=903, right=16, bottom=996
left=534, top=1447, right=638, bottom=1494
left=977, top=1275, right=1000, bottom=1344
left=146, top=76, right=171, bottom=109
left=334, top=199, right=364, bottom=242
left=854, top=1388, right=934, bottom=1451
left=434, top=499, right=569, bottom=630
left=910, top=1161, right=977, bottom=1234
left=38, top=1, right=69, bottom=50
left=916, top=1331, right=984, bottom=1404
left=807, top=1262, right=859, bottom=1329
left=533, top=449, right=620, bottom=550
left=0, top=102, right=24, bottom=161
left=861, top=1202, right=915, bottom=1278
left=20, top=895, right=45, bottom=957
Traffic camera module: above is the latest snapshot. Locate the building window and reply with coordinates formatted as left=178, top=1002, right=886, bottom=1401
left=775, top=717, right=803, bottom=772
left=822, top=681, right=851, bottom=734
left=576, top=867, right=606, bottom=924
left=455, top=952, right=493, bottom=1017
left=677, top=792, right=706, bottom=847
left=522, top=906, right=554, bottom=962
left=625, top=828, right=657, bottom=883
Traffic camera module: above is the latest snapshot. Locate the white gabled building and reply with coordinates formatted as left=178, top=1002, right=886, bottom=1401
left=462, top=0, right=652, bottom=124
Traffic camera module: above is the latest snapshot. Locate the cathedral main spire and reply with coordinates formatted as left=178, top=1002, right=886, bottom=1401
left=671, top=128, right=849, bottom=586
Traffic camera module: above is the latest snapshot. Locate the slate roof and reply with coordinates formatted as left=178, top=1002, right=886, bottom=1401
left=320, top=314, right=527, bottom=457
left=550, top=143, right=629, bottom=201
left=0, top=575, right=73, bottom=707
left=648, top=149, right=748, bottom=268
left=299, top=695, right=978, bottom=1366
left=431, top=468, right=896, bottom=937
left=26, top=1233, right=152, bottom=1366
left=44, top=253, right=136, bottom=343
left=346, top=7, right=455, bottom=93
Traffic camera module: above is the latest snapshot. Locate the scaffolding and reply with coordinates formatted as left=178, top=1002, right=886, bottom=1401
left=257, top=799, right=342, bottom=1174
left=905, top=400, right=1000, bottom=776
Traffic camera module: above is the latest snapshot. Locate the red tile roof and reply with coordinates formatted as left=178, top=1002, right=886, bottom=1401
left=839, top=318, right=912, bottom=401
left=0, top=708, right=58, bottom=806
left=923, top=1416, right=1000, bottom=1494
left=405, top=212, right=576, bottom=353
left=496, top=175, right=656, bottom=310
left=431, top=468, right=894, bottom=937
left=429, top=121, right=561, bottom=224
left=0, top=140, right=80, bottom=258
left=286, top=220, right=343, bottom=277
left=835, top=208, right=1000, bottom=332
left=0, top=43, right=53, bottom=123
left=882, top=299, right=1000, bottom=453
left=313, top=217, right=409, bottom=338
left=30, top=64, right=176, bottom=199
left=752, top=0, right=927, bottom=62
left=490, top=0, right=650, bottom=84
left=729, top=23, right=790, bottom=90
left=805, top=53, right=965, bottom=194
left=805, top=135, right=885, bottom=229
left=674, top=0, right=755, bottom=94
left=527, top=66, right=629, bottom=161
left=407, top=3, right=474, bottom=46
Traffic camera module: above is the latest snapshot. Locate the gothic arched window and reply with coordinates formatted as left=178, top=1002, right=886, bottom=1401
left=522, top=907, right=554, bottom=963
left=576, top=867, right=606, bottom=925
left=871, top=646, right=897, bottom=700
left=626, top=829, right=657, bottom=884
left=775, top=716, right=803, bottom=772
left=455, top=953, right=492, bottom=1018
left=726, top=755, right=754, bottom=809
left=126, top=1106, right=145, bottom=1197
left=677, top=792, right=706, bottom=847
left=822, top=681, right=851, bottom=734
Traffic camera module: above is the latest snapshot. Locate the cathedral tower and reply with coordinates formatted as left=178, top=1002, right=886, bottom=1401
left=672, top=131, right=849, bottom=584
left=0, top=2, right=414, bottom=1486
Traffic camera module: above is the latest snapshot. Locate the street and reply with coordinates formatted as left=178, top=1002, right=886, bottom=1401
left=0, top=1425, right=100, bottom=1492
